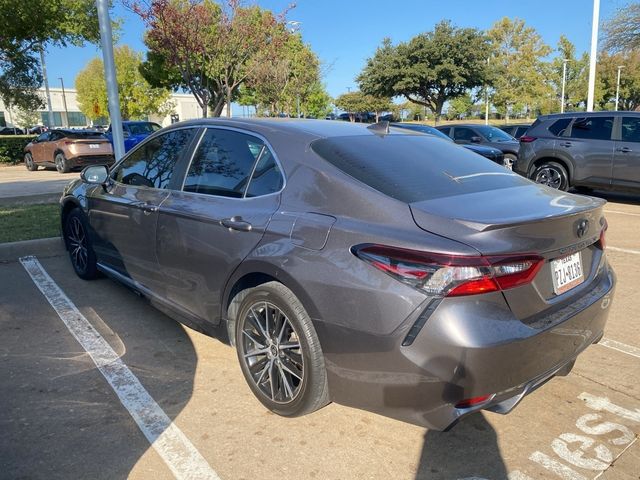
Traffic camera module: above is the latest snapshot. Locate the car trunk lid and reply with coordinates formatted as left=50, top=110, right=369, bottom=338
left=410, top=184, right=608, bottom=321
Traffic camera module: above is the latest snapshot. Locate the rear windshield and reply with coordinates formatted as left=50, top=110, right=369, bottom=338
left=311, top=135, right=530, bottom=203
left=128, top=123, right=161, bottom=135
left=63, top=131, right=107, bottom=139
left=474, top=126, right=514, bottom=142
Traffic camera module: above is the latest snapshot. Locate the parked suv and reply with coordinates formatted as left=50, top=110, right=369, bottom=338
left=515, top=111, right=640, bottom=192
left=436, top=124, right=520, bottom=169
left=24, top=129, right=114, bottom=173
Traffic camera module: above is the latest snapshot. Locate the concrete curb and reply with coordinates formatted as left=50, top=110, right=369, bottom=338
left=0, top=237, right=65, bottom=263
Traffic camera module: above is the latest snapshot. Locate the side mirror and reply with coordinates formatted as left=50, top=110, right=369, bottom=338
left=471, top=136, right=482, bottom=143
left=81, top=165, right=109, bottom=185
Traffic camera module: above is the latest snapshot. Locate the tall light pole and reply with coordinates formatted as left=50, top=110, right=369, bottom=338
left=58, top=77, right=69, bottom=127
left=587, top=0, right=600, bottom=112
left=560, top=59, right=570, bottom=113
left=615, top=65, right=625, bottom=111
left=39, top=48, right=55, bottom=128
left=484, top=57, right=490, bottom=125
left=96, top=0, right=125, bottom=160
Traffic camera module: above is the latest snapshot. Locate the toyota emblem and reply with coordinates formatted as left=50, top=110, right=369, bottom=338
left=576, top=219, right=589, bottom=238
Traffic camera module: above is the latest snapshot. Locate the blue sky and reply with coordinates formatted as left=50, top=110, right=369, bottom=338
left=45, top=0, right=627, bottom=98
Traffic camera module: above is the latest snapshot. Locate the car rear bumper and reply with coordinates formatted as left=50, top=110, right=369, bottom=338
left=317, top=263, right=615, bottom=431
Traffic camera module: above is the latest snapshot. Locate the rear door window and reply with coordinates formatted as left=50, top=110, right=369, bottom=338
left=437, top=127, right=451, bottom=137
left=621, top=117, right=640, bottom=143
left=183, top=129, right=264, bottom=198
left=453, top=127, right=476, bottom=143
left=570, top=117, right=614, bottom=141
left=548, top=118, right=572, bottom=136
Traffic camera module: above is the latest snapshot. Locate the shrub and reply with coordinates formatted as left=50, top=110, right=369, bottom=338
left=0, top=135, right=36, bottom=165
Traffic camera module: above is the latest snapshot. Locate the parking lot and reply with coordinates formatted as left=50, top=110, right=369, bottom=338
left=1, top=190, right=639, bottom=480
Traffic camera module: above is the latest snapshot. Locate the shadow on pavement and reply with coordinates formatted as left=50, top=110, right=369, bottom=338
left=0, top=256, right=202, bottom=479
left=415, top=413, right=507, bottom=480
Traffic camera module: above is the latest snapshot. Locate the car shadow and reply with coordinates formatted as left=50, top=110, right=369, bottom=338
left=415, top=413, right=508, bottom=479
left=0, top=256, right=209, bottom=480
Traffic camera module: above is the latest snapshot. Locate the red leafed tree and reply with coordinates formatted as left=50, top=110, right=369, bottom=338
left=129, top=0, right=291, bottom=117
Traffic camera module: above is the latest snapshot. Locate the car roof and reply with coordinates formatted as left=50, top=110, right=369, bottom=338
left=537, top=111, right=640, bottom=121
left=162, top=118, right=422, bottom=140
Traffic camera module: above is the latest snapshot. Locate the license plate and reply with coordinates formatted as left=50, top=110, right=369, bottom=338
left=551, top=252, right=584, bottom=295
left=89, top=144, right=100, bottom=149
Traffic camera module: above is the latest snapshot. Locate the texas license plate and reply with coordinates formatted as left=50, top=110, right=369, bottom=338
left=89, top=144, right=100, bottom=149
left=551, top=252, right=584, bottom=295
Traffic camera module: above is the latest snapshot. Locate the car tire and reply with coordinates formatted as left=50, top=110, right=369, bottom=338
left=63, top=209, right=99, bottom=280
left=503, top=153, right=517, bottom=170
left=235, top=281, right=329, bottom=417
left=55, top=153, right=70, bottom=174
left=531, top=161, right=569, bottom=191
left=25, top=153, right=38, bottom=171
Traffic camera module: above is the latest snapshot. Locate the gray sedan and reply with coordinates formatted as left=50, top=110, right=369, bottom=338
left=60, top=119, right=615, bottom=431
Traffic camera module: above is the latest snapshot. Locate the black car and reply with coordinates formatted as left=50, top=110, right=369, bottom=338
left=391, top=123, right=506, bottom=167
left=516, top=111, right=640, bottom=192
left=436, top=124, right=520, bottom=169
left=500, top=124, right=531, bottom=139
left=0, top=127, right=24, bottom=135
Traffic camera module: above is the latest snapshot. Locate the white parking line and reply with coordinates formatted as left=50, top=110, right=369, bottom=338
left=607, top=246, right=640, bottom=255
left=599, top=338, right=640, bottom=359
left=19, top=256, right=220, bottom=480
left=604, top=209, right=640, bottom=218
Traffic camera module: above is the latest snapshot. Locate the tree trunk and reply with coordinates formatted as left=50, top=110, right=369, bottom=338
left=210, top=97, right=226, bottom=117
left=226, top=86, right=233, bottom=118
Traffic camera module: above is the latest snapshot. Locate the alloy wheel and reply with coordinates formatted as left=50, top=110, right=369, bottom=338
left=239, top=302, right=304, bottom=404
left=67, top=216, right=88, bottom=273
left=56, top=156, right=64, bottom=173
left=534, top=167, right=562, bottom=189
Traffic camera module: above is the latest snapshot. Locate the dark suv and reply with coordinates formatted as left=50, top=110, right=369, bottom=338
left=515, top=111, right=640, bottom=192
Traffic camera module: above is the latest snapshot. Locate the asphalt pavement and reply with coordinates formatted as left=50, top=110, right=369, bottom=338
left=1, top=190, right=639, bottom=480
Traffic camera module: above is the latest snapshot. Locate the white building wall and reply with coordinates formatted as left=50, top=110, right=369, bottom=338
left=0, top=88, right=229, bottom=128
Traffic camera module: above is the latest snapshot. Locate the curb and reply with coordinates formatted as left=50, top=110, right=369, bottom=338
left=0, top=237, right=65, bottom=263
left=0, top=193, right=61, bottom=207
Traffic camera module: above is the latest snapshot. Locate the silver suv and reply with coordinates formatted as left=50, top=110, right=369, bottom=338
left=515, top=111, right=640, bottom=192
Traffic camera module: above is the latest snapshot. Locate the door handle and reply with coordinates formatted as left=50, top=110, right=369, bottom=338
left=221, top=217, right=252, bottom=232
left=131, top=201, right=159, bottom=215
left=616, top=147, right=632, bottom=153
left=560, top=142, right=572, bottom=147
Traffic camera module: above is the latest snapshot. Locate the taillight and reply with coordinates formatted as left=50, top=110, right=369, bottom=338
left=353, top=244, right=543, bottom=297
left=599, top=218, right=608, bottom=250
left=64, top=141, right=76, bottom=145
left=519, top=135, right=537, bottom=143
left=455, top=394, right=494, bottom=409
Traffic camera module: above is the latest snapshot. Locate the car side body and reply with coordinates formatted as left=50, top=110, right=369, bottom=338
left=60, top=119, right=615, bottom=431
left=515, top=111, right=640, bottom=192
left=24, top=129, right=114, bottom=173
left=105, top=121, right=162, bottom=152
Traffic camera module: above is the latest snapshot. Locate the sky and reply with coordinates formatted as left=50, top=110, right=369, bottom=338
left=44, top=0, right=628, bottom=98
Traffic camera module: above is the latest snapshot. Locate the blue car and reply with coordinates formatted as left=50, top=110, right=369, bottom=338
left=105, top=121, right=162, bottom=152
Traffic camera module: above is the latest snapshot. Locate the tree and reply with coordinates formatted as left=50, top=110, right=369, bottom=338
left=604, top=2, right=640, bottom=52
left=488, top=18, right=552, bottom=119
left=599, top=50, right=640, bottom=111
left=548, top=36, right=590, bottom=111
left=0, top=0, right=102, bottom=110
left=131, top=0, right=290, bottom=117
left=300, top=82, right=332, bottom=119
left=358, top=21, right=490, bottom=119
left=334, top=91, right=389, bottom=122
left=75, top=46, right=173, bottom=121
left=446, top=93, right=474, bottom=119
left=14, top=107, right=41, bottom=129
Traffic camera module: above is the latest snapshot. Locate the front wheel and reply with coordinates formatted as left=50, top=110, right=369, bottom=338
left=63, top=209, right=98, bottom=279
left=55, top=153, right=70, bottom=174
left=235, top=282, right=329, bottom=417
left=531, top=161, right=569, bottom=191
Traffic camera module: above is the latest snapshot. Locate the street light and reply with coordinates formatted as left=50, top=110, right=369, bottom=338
left=615, top=65, right=625, bottom=111
left=484, top=57, right=490, bottom=125
left=587, top=0, right=600, bottom=112
left=560, top=59, right=570, bottom=113
left=58, top=77, right=69, bottom=127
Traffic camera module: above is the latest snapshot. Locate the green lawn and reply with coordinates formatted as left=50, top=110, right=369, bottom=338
left=0, top=203, right=60, bottom=243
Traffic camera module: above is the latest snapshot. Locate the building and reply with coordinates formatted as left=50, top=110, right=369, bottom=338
left=0, top=87, right=229, bottom=129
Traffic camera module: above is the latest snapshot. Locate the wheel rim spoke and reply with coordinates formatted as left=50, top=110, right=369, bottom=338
left=240, top=300, right=304, bottom=404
